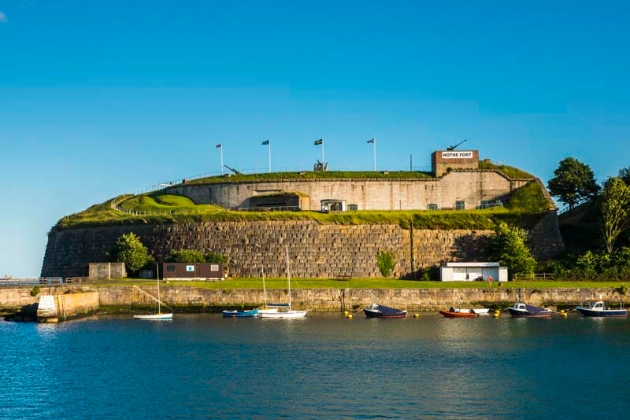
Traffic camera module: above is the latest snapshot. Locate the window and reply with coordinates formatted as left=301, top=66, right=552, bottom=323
left=166, top=264, right=176, bottom=272
left=348, top=204, right=358, bottom=211
left=427, top=204, right=438, bottom=210
left=456, top=201, right=465, bottom=210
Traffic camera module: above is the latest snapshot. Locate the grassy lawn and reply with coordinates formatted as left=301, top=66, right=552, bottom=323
left=101, top=278, right=627, bottom=290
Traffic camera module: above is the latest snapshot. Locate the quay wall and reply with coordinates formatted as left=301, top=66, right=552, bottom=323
left=41, top=213, right=564, bottom=279
left=1, top=286, right=622, bottom=313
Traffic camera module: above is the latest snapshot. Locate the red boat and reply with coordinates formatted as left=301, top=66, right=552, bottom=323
left=439, top=308, right=479, bottom=318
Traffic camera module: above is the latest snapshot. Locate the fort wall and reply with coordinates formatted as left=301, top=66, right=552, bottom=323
left=166, top=170, right=535, bottom=211
left=41, top=214, right=565, bottom=279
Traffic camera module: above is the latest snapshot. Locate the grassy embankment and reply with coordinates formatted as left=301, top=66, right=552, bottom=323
left=53, top=166, right=548, bottom=231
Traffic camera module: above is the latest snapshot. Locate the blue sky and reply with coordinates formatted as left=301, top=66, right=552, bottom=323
left=2, top=0, right=629, bottom=277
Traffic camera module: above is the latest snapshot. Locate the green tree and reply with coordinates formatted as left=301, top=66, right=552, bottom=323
left=485, top=222, right=536, bottom=279
left=376, top=250, right=396, bottom=278
left=547, top=157, right=600, bottom=213
left=600, top=176, right=630, bottom=254
left=618, top=167, right=630, bottom=186
left=165, top=249, right=206, bottom=263
left=205, top=252, right=228, bottom=264
left=111, top=233, right=153, bottom=274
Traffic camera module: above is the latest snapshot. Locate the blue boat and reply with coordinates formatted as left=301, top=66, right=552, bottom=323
left=222, top=309, right=259, bottom=318
left=576, top=300, right=627, bottom=317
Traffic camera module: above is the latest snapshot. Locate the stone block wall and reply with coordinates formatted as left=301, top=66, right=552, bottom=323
left=42, top=214, right=564, bottom=279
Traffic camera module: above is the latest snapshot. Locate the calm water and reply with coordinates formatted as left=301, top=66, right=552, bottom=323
left=1, top=313, right=629, bottom=419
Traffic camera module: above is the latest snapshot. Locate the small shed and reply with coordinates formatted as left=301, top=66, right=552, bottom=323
left=162, top=263, right=225, bottom=281
left=320, top=199, right=346, bottom=212
left=440, top=262, right=507, bottom=282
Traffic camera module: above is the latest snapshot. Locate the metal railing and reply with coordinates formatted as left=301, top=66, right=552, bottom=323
left=0, top=277, right=64, bottom=287
left=513, top=273, right=555, bottom=281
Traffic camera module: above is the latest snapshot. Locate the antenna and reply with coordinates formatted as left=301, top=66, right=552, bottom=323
left=446, top=139, right=467, bottom=151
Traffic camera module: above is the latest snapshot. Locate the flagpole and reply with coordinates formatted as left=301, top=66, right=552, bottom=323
left=267, top=139, right=271, bottom=173
left=322, top=139, right=325, bottom=164
left=372, top=138, right=377, bottom=171
left=219, top=144, right=224, bottom=174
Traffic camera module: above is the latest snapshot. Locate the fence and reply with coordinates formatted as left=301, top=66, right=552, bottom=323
left=0, top=277, right=64, bottom=287
left=513, top=273, right=555, bottom=281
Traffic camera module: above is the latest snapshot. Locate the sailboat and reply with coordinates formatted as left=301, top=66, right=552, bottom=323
left=257, top=264, right=279, bottom=314
left=260, top=247, right=307, bottom=319
left=134, top=264, right=173, bottom=320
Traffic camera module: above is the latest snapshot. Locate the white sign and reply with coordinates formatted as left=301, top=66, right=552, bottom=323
left=186, top=265, right=195, bottom=272
left=441, top=151, right=473, bottom=159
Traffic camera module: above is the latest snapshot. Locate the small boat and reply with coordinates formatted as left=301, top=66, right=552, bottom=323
left=576, top=300, right=628, bottom=317
left=133, top=267, right=173, bottom=321
left=222, top=309, right=259, bottom=318
left=508, top=302, right=552, bottom=318
left=452, top=307, right=490, bottom=315
left=260, top=246, right=307, bottom=319
left=440, top=307, right=478, bottom=318
left=363, top=303, right=408, bottom=318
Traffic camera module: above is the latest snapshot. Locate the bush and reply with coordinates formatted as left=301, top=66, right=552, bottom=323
left=30, top=286, right=40, bottom=297
left=377, top=251, right=396, bottom=278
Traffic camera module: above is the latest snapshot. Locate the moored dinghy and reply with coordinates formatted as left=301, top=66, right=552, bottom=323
left=222, top=309, right=260, bottom=318
left=440, top=307, right=478, bottom=318
left=363, top=303, right=408, bottom=318
left=508, top=302, right=552, bottom=318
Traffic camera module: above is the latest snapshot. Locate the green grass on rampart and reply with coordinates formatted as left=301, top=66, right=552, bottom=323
left=53, top=165, right=548, bottom=231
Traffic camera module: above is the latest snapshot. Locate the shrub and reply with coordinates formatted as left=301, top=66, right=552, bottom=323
left=377, top=251, right=396, bottom=278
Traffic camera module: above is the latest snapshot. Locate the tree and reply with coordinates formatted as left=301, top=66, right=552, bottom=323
left=618, top=167, right=630, bottom=186
left=600, top=176, right=630, bottom=254
left=111, top=233, right=153, bottom=274
left=485, top=222, right=536, bottom=279
left=547, top=157, right=600, bottom=212
left=376, top=250, right=396, bottom=277
left=165, top=249, right=206, bottom=263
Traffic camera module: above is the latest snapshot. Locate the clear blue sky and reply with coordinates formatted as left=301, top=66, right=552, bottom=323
left=2, top=0, right=629, bottom=277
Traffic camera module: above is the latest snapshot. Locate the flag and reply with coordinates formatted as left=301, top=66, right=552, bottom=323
left=367, top=139, right=375, bottom=144
left=314, top=139, right=323, bottom=146
left=262, top=140, right=270, bottom=145
left=216, top=143, right=222, bottom=148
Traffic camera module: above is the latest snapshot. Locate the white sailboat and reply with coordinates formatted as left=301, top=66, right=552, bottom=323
left=134, top=265, right=173, bottom=320
left=257, top=264, right=279, bottom=314
left=260, top=247, right=307, bottom=319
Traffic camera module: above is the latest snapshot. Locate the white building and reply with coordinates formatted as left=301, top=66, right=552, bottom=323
left=440, top=262, right=508, bottom=282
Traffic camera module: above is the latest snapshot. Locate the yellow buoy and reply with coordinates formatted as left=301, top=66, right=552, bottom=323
left=562, top=312, right=568, bottom=318
left=347, top=314, right=353, bottom=319
left=414, top=313, right=420, bottom=318
left=493, top=312, right=500, bottom=318
left=344, top=310, right=349, bottom=316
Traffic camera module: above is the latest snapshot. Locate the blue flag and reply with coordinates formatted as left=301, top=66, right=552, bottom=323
left=262, top=140, right=270, bottom=145
left=314, top=139, right=323, bottom=146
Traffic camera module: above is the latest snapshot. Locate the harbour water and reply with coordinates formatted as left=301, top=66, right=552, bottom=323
left=1, top=313, right=629, bottom=419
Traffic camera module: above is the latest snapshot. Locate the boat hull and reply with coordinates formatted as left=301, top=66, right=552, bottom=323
left=222, top=309, right=259, bottom=318
left=363, top=309, right=407, bottom=319
left=439, top=310, right=478, bottom=318
left=134, top=313, right=173, bottom=321
left=260, top=310, right=307, bottom=319
left=507, top=308, right=552, bottom=318
left=576, top=307, right=628, bottom=317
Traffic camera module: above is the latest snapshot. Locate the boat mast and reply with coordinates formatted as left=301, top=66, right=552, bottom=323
left=157, top=263, right=161, bottom=314
left=286, top=245, right=291, bottom=308
left=262, top=263, right=267, bottom=308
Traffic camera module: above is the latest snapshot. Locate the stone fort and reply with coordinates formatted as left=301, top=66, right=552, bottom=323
left=41, top=149, right=565, bottom=279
